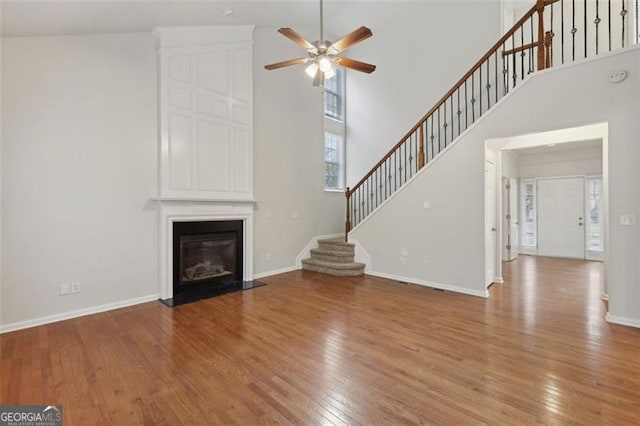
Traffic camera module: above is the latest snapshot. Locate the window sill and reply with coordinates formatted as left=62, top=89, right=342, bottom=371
left=324, top=188, right=345, bottom=193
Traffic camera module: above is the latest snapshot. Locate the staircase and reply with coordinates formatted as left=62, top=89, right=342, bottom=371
left=301, top=238, right=365, bottom=276
left=344, top=0, right=636, bottom=240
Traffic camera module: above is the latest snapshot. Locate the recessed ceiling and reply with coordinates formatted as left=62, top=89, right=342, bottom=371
left=0, top=1, right=355, bottom=38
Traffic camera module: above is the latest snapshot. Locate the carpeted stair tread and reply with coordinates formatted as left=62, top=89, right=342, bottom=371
left=302, top=258, right=365, bottom=269
left=317, top=238, right=355, bottom=254
left=301, top=257, right=365, bottom=276
left=309, top=248, right=355, bottom=263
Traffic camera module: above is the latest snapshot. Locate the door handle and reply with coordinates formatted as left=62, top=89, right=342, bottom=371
left=491, top=227, right=497, bottom=232
left=578, top=222, right=583, bottom=226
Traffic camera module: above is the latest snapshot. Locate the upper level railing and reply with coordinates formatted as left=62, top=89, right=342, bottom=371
left=345, top=0, right=637, bottom=240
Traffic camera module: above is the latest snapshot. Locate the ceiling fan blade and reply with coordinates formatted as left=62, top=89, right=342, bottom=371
left=328, top=26, right=373, bottom=54
left=277, top=28, right=315, bottom=51
left=264, top=58, right=308, bottom=70
left=336, top=57, right=376, bottom=74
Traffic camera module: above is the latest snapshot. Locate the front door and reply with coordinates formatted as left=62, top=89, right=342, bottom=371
left=538, top=177, right=585, bottom=258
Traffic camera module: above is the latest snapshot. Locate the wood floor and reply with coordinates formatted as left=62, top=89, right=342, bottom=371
left=2, top=256, right=639, bottom=425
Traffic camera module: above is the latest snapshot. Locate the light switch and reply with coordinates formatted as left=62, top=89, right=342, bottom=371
left=423, top=201, right=432, bottom=209
left=291, top=210, right=299, bottom=219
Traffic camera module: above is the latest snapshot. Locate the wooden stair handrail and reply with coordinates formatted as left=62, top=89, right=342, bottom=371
left=346, top=3, right=547, bottom=198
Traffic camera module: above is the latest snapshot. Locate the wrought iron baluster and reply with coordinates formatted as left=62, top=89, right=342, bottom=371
left=480, top=63, right=484, bottom=115
left=450, top=95, right=454, bottom=142
left=375, top=169, right=378, bottom=208
left=621, top=0, right=628, bottom=48
left=457, top=88, right=461, bottom=138
left=486, top=60, right=491, bottom=110
left=562, top=0, right=566, bottom=63
left=430, top=117, right=435, bottom=160
left=595, top=0, right=601, bottom=54
left=394, top=151, right=397, bottom=192
left=502, top=43, right=508, bottom=95
left=403, top=141, right=407, bottom=183
left=512, top=42, right=517, bottom=87
left=409, top=136, right=414, bottom=177
left=608, top=0, right=612, bottom=51
left=584, top=0, right=588, bottom=57
left=464, top=80, right=468, bottom=128
left=471, top=73, right=476, bottom=122
left=520, top=26, right=525, bottom=80
left=437, top=107, right=442, bottom=152
left=571, top=0, right=577, bottom=61
left=443, top=101, right=448, bottom=146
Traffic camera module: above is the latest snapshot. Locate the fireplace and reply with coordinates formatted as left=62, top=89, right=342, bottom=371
left=173, top=220, right=243, bottom=298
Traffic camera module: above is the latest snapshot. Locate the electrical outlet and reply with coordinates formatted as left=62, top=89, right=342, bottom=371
left=423, top=258, right=429, bottom=268
left=291, top=210, right=299, bottom=219
left=400, top=248, right=409, bottom=257
left=266, top=252, right=272, bottom=262
left=400, top=256, right=407, bottom=265
left=59, top=283, right=70, bottom=296
left=71, top=282, right=80, bottom=294
left=423, top=201, right=432, bottom=209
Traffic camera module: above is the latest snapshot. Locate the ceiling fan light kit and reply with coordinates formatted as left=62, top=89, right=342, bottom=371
left=264, top=0, right=376, bottom=87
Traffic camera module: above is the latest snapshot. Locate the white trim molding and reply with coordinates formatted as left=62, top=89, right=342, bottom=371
left=253, top=265, right=299, bottom=280
left=0, top=294, right=158, bottom=334
left=606, top=313, right=640, bottom=329
left=365, top=270, right=489, bottom=298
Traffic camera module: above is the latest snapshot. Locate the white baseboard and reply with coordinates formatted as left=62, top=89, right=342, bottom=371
left=606, top=313, right=640, bottom=329
left=253, top=265, right=299, bottom=279
left=0, top=294, right=159, bottom=334
left=494, top=276, right=504, bottom=284
left=295, top=233, right=343, bottom=267
left=366, top=270, right=489, bottom=298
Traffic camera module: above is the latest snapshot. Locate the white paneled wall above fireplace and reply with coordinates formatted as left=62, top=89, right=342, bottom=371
left=156, top=26, right=254, bottom=201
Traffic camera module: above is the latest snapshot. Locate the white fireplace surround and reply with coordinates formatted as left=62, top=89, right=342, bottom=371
left=156, top=200, right=254, bottom=300
left=154, top=26, right=256, bottom=301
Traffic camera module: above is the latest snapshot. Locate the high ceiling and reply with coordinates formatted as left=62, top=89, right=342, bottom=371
left=0, top=0, right=355, bottom=38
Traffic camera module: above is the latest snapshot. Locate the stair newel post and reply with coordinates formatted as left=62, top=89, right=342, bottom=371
left=418, top=123, right=425, bottom=169
left=345, top=187, right=351, bottom=242
left=536, top=0, right=546, bottom=70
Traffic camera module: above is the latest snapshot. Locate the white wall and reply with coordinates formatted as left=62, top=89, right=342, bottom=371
left=517, top=145, right=602, bottom=178
left=351, top=46, right=640, bottom=327
left=1, top=27, right=347, bottom=329
left=327, top=1, right=502, bottom=186
left=1, top=33, right=159, bottom=328
left=252, top=27, right=344, bottom=275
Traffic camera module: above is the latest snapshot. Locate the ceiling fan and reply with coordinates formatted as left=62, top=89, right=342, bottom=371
left=264, top=0, right=376, bottom=87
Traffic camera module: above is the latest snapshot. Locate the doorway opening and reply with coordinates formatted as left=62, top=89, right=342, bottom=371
left=485, top=123, right=608, bottom=300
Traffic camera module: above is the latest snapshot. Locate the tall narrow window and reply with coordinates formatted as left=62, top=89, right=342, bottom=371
left=587, top=176, right=604, bottom=251
left=521, top=180, right=537, bottom=248
left=323, top=69, right=346, bottom=191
